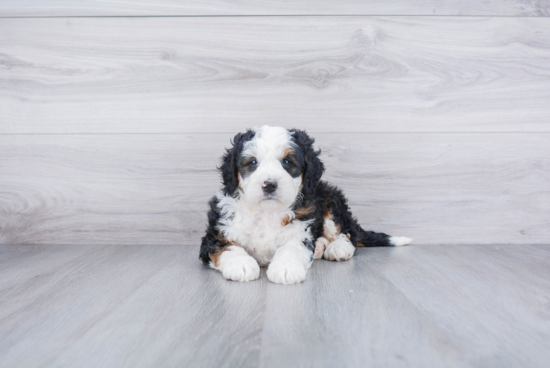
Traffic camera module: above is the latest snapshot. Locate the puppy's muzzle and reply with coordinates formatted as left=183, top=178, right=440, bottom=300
left=262, top=180, right=278, bottom=194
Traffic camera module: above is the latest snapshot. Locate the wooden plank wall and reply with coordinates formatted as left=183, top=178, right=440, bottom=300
left=1, top=2, right=549, bottom=245
left=1, top=1, right=549, bottom=16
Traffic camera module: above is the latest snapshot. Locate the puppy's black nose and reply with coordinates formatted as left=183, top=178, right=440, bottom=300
left=262, top=180, right=277, bottom=194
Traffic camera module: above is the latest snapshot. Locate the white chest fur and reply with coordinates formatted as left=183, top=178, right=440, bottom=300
left=216, top=192, right=313, bottom=266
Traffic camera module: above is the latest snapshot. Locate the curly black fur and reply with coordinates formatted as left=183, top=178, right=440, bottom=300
left=219, top=129, right=256, bottom=197
left=315, top=181, right=391, bottom=247
left=199, top=196, right=233, bottom=264
left=289, top=129, right=325, bottom=198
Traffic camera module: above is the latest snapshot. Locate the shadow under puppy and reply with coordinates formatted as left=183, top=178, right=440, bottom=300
left=200, top=126, right=412, bottom=284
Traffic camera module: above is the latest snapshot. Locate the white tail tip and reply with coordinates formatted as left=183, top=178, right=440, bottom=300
left=389, top=236, right=413, bottom=246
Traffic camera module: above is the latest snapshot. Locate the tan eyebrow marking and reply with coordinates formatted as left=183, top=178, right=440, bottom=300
left=281, top=147, right=295, bottom=159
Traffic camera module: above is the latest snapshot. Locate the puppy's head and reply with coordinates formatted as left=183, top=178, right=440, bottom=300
left=220, top=126, right=324, bottom=209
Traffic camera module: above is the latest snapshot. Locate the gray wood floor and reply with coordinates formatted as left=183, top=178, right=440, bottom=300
left=1, top=244, right=549, bottom=368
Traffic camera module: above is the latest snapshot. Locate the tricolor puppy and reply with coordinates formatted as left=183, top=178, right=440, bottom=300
left=199, top=126, right=412, bottom=284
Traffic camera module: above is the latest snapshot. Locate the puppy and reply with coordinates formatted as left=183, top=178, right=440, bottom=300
left=199, top=126, right=412, bottom=284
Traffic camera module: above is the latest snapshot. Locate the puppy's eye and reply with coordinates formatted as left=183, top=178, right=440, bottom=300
left=282, top=158, right=291, bottom=167
left=249, top=159, right=258, bottom=167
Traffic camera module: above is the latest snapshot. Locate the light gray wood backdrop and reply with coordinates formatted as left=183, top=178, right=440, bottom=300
left=1, top=0, right=549, bottom=16
left=1, top=2, right=549, bottom=246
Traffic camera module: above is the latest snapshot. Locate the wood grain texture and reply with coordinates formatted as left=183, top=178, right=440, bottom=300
left=260, top=244, right=550, bottom=368
left=0, top=245, right=181, bottom=367
left=1, top=133, right=549, bottom=246
left=260, top=249, right=466, bottom=368
left=368, top=244, right=550, bottom=368
left=0, top=0, right=549, bottom=17
left=0, top=244, right=266, bottom=368
left=0, top=245, right=110, bottom=320
left=1, top=244, right=550, bottom=367
left=2, top=17, right=550, bottom=133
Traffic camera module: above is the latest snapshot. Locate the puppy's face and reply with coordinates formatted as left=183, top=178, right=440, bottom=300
left=238, top=126, right=304, bottom=209
left=220, top=126, right=324, bottom=210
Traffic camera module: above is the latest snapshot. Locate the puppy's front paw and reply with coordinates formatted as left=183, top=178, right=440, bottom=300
left=218, top=247, right=260, bottom=282
left=324, top=236, right=355, bottom=262
left=267, top=260, right=307, bottom=285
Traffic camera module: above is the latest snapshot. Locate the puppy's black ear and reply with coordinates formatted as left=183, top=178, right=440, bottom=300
left=219, top=130, right=255, bottom=196
left=291, top=129, right=325, bottom=197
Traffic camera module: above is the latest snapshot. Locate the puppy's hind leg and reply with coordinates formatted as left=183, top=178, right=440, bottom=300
left=313, top=237, right=329, bottom=260
left=323, top=233, right=356, bottom=262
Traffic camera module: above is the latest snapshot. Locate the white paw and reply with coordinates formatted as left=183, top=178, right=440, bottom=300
left=389, top=236, right=413, bottom=246
left=267, top=260, right=307, bottom=285
left=314, top=237, right=329, bottom=260
left=217, top=246, right=260, bottom=282
left=324, top=235, right=355, bottom=262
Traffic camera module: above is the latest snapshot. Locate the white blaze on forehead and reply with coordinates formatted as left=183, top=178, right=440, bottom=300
left=242, top=125, right=294, bottom=160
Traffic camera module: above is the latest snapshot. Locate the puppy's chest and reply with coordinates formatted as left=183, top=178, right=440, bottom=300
left=220, top=210, right=298, bottom=264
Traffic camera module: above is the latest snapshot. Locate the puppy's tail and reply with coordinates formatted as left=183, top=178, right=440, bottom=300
left=356, top=227, right=413, bottom=247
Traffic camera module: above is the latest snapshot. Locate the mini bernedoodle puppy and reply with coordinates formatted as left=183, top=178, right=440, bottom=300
left=199, top=126, right=412, bottom=284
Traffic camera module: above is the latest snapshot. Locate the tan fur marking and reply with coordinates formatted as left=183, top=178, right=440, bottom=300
left=210, top=232, right=238, bottom=266
left=283, top=203, right=316, bottom=226
left=213, top=233, right=236, bottom=245
left=294, top=203, right=315, bottom=219
left=209, top=246, right=231, bottom=267
left=357, top=242, right=365, bottom=247
left=281, top=147, right=295, bottom=159
left=323, top=203, right=334, bottom=220
left=281, top=214, right=291, bottom=226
